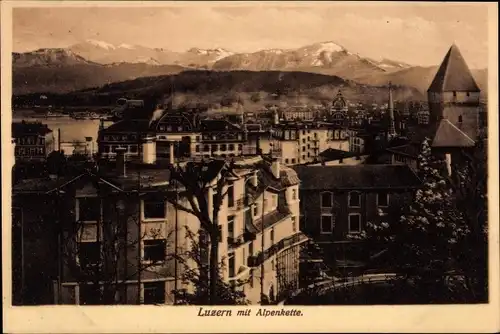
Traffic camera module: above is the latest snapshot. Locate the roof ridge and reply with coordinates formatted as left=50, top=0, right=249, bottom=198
left=443, top=119, right=476, bottom=144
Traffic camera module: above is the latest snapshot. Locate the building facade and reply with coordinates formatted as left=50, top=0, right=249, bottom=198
left=12, top=149, right=307, bottom=305
left=292, top=165, right=421, bottom=273
left=12, top=121, right=57, bottom=161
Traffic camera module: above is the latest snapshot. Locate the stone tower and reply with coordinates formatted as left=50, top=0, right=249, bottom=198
left=427, top=44, right=481, bottom=139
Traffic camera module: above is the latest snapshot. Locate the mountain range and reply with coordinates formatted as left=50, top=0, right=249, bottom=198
left=12, top=40, right=487, bottom=99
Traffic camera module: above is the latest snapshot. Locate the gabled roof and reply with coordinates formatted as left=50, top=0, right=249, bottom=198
left=12, top=122, right=53, bottom=137
left=428, top=44, right=480, bottom=92
left=431, top=119, right=475, bottom=148
left=292, top=165, right=422, bottom=191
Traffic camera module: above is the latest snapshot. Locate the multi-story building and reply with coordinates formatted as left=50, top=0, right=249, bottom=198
left=98, top=107, right=247, bottom=161
left=292, top=164, right=421, bottom=273
left=270, top=122, right=349, bottom=166
left=12, top=121, right=57, bottom=161
left=328, top=91, right=349, bottom=126
left=12, top=147, right=306, bottom=305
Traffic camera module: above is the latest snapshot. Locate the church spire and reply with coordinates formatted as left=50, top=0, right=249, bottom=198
left=387, top=82, right=396, bottom=139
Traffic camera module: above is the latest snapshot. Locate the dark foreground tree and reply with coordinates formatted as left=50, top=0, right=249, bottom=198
left=172, top=227, right=249, bottom=305
left=361, top=138, right=483, bottom=302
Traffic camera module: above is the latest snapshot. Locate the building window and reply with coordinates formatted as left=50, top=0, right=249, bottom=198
left=130, top=145, right=138, bottom=153
left=203, top=145, right=210, bottom=152
left=80, top=284, right=101, bottom=305
left=348, top=214, right=361, bottom=233
left=291, top=216, right=297, bottom=232
left=285, top=158, right=289, bottom=164
left=466, top=92, right=470, bottom=97
left=143, top=200, right=166, bottom=219
left=229, top=144, right=235, bottom=151
left=143, top=239, right=166, bottom=262
left=229, top=254, right=235, bottom=277
left=249, top=241, right=254, bottom=256
left=302, top=147, right=305, bottom=152
left=291, top=158, right=296, bottom=164
left=78, top=197, right=100, bottom=221
left=292, top=189, right=297, bottom=200
left=221, top=144, right=227, bottom=151
left=196, top=136, right=201, bottom=142
left=320, top=215, right=333, bottom=234
left=348, top=191, right=361, bottom=208
left=228, top=216, right=234, bottom=239
left=253, top=204, right=259, bottom=217
left=227, top=182, right=234, bottom=207
left=377, top=192, right=389, bottom=207
left=143, top=282, right=165, bottom=304
left=458, top=115, right=463, bottom=123
left=453, top=91, right=457, bottom=98
left=79, top=241, right=100, bottom=269
left=238, top=144, right=243, bottom=151
left=270, top=228, right=275, bottom=244
left=321, top=192, right=333, bottom=208
left=302, top=139, right=306, bottom=144
left=195, top=145, right=200, bottom=152
left=211, top=144, right=218, bottom=152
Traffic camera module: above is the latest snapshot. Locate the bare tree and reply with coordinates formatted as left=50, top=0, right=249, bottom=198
left=58, top=181, right=173, bottom=305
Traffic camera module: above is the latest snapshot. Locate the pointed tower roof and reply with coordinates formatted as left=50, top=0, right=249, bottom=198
left=428, top=44, right=480, bottom=92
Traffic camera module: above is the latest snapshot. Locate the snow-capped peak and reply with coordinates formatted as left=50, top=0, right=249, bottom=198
left=314, top=41, right=345, bottom=54
left=85, top=39, right=116, bottom=50
left=118, top=43, right=135, bottom=49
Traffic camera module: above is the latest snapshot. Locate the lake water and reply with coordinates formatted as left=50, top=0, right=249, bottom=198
left=13, top=116, right=102, bottom=143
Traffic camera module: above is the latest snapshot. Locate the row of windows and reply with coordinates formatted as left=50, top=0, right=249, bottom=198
left=102, top=145, right=138, bottom=154
left=14, top=137, right=45, bottom=145
left=15, top=147, right=45, bottom=156
left=320, top=213, right=361, bottom=234
left=78, top=281, right=165, bottom=305
left=196, top=143, right=243, bottom=152
left=320, top=191, right=389, bottom=208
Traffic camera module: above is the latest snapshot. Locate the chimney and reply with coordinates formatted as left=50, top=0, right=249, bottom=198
left=251, top=171, right=258, bottom=187
left=115, top=147, right=127, bottom=177
left=271, top=158, right=280, bottom=179
left=445, top=153, right=452, bottom=176
left=142, top=136, right=157, bottom=164
left=169, top=142, right=175, bottom=165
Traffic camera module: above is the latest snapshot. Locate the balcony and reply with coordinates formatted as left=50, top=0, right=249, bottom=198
left=227, top=235, right=245, bottom=249
left=247, top=232, right=309, bottom=268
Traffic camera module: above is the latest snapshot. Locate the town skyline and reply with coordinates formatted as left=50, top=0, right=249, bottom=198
left=13, top=3, right=489, bottom=68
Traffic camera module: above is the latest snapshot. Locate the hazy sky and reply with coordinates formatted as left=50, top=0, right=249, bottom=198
left=13, top=3, right=490, bottom=68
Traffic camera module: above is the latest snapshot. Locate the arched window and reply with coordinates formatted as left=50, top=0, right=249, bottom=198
left=321, top=192, right=333, bottom=208
left=348, top=191, right=361, bottom=208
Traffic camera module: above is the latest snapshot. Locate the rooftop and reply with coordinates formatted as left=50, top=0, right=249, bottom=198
left=292, top=164, right=422, bottom=191
left=12, top=121, right=53, bottom=137
left=428, top=44, right=480, bottom=93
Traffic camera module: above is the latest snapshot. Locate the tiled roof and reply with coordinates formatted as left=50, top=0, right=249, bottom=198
left=200, top=119, right=242, bottom=132
left=12, top=122, right=52, bottom=137
left=386, top=142, right=421, bottom=158
left=279, top=167, right=300, bottom=187
left=100, top=119, right=152, bottom=134
left=431, top=119, right=476, bottom=148
left=247, top=206, right=292, bottom=233
left=292, top=165, right=422, bottom=191
left=428, top=44, right=480, bottom=92
left=318, top=148, right=359, bottom=161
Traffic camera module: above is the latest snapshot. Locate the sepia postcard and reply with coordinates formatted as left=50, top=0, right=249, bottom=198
left=1, top=1, right=499, bottom=333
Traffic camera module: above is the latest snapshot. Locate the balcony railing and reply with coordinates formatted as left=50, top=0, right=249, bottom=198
left=247, top=232, right=308, bottom=268
left=227, top=235, right=245, bottom=249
